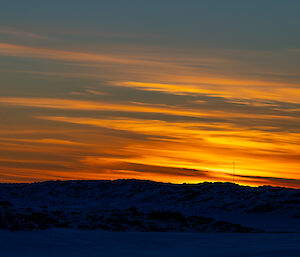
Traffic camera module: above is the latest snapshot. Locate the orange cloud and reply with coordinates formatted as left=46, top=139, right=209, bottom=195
left=32, top=115, right=300, bottom=185
left=0, top=138, right=88, bottom=146
left=2, top=41, right=299, bottom=104
left=0, top=27, right=48, bottom=40
left=114, top=80, right=300, bottom=103
left=1, top=40, right=300, bottom=187
left=0, top=97, right=296, bottom=121
left=0, top=42, right=162, bottom=66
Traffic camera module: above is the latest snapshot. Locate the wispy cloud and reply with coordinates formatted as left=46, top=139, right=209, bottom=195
left=1, top=40, right=299, bottom=104
left=1, top=32, right=300, bottom=187
left=32, top=115, right=300, bottom=184
left=235, top=174, right=300, bottom=188
left=0, top=27, right=49, bottom=40
left=113, top=79, right=300, bottom=104
left=1, top=97, right=297, bottom=122
left=0, top=42, right=164, bottom=66
left=0, top=137, right=88, bottom=146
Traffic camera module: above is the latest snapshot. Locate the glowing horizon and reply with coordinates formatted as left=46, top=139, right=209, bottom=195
left=0, top=1, right=299, bottom=188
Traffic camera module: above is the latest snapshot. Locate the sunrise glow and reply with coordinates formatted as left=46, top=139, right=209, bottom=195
left=0, top=2, right=299, bottom=188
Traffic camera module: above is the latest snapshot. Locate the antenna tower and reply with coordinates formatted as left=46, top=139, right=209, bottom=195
left=232, top=161, right=235, bottom=183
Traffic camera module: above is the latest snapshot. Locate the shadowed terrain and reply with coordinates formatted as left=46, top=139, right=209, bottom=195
left=1, top=179, right=300, bottom=232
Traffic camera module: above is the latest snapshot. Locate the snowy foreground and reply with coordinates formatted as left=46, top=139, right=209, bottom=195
left=0, top=229, right=299, bottom=257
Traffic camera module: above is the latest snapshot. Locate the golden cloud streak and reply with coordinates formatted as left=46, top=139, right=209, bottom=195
left=0, top=97, right=296, bottom=121
left=114, top=81, right=230, bottom=96
left=1, top=40, right=299, bottom=187
left=0, top=138, right=88, bottom=146
left=0, top=42, right=161, bottom=66
left=35, top=116, right=300, bottom=183
left=115, top=80, right=300, bottom=103
left=1, top=41, right=299, bottom=104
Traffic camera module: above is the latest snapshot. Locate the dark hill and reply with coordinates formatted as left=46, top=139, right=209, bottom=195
left=0, top=179, right=300, bottom=232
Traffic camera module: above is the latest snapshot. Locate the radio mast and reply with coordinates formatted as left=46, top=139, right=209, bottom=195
left=232, top=161, right=235, bottom=183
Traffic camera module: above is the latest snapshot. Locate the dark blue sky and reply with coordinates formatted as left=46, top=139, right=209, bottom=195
left=1, top=1, right=300, bottom=50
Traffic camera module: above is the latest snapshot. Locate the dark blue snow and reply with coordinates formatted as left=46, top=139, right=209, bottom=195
left=1, top=179, right=300, bottom=232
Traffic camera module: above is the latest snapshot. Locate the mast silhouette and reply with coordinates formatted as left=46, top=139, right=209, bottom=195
left=232, top=161, right=235, bottom=183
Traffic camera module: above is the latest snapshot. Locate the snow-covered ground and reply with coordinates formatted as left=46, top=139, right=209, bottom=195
left=1, top=179, right=300, bottom=232
left=0, top=229, right=299, bottom=257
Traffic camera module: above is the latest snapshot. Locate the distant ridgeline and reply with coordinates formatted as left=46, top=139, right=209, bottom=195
left=0, top=180, right=300, bottom=232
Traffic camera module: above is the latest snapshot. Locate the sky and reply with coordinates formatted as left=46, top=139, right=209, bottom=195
left=0, top=1, right=299, bottom=187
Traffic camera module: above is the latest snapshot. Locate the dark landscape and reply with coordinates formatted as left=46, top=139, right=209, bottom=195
left=1, top=179, right=300, bottom=233
left=1, top=1, right=300, bottom=256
